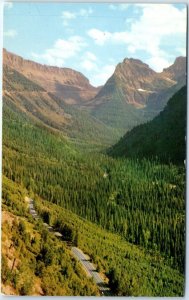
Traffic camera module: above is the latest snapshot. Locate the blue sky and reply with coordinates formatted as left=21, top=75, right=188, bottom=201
left=3, top=3, right=187, bottom=86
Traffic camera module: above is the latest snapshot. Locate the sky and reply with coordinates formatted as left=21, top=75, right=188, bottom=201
left=3, top=2, right=187, bottom=87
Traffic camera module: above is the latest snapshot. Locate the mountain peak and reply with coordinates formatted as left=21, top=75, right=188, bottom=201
left=114, top=57, right=155, bottom=80
left=162, top=56, right=186, bottom=82
left=3, top=48, right=89, bottom=83
left=174, top=56, right=186, bottom=64
left=3, top=49, right=100, bottom=105
left=89, top=54, right=186, bottom=132
left=123, top=57, right=149, bottom=67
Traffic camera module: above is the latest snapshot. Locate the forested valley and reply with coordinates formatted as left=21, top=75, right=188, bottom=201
left=2, top=57, right=186, bottom=296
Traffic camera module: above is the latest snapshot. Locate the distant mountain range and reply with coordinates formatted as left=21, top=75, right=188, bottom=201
left=109, top=86, right=186, bottom=164
left=3, top=49, right=186, bottom=139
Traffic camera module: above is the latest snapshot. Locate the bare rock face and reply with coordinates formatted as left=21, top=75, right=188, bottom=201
left=3, top=48, right=186, bottom=134
left=87, top=56, right=186, bottom=132
left=89, top=57, right=186, bottom=110
left=3, top=49, right=100, bottom=105
left=3, top=64, right=72, bottom=131
left=162, top=56, right=187, bottom=83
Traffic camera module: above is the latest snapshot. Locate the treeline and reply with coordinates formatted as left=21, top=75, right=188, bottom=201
left=3, top=105, right=185, bottom=274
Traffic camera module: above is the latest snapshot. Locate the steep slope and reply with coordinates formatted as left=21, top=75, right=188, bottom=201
left=146, top=56, right=187, bottom=112
left=90, top=58, right=174, bottom=108
left=3, top=65, right=71, bottom=128
left=2, top=174, right=184, bottom=296
left=3, top=97, right=185, bottom=274
left=162, top=56, right=187, bottom=84
left=88, top=57, right=186, bottom=133
left=3, top=48, right=100, bottom=105
left=109, top=86, right=186, bottom=164
left=4, top=49, right=186, bottom=137
left=3, top=65, right=185, bottom=296
left=35, top=196, right=184, bottom=296
left=2, top=177, right=99, bottom=296
left=3, top=65, right=118, bottom=146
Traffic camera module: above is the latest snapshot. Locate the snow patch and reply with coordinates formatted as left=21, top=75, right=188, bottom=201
left=137, top=88, right=147, bottom=92
left=164, top=77, right=177, bottom=83
left=137, top=88, right=155, bottom=93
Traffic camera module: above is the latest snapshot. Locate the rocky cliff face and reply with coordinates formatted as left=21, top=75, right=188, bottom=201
left=3, top=49, right=100, bottom=105
left=89, top=57, right=186, bottom=110
left=162, top=56, right=187, bottom=84
left=3, top=63, right=117, bottom=145
left=88, top=56, right=186, bottom=132
left=3, top=48, right=186, bottom=135
left=3, top=64, right=72, bottom=130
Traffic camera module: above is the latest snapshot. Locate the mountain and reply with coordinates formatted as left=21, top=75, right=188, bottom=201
left=162, top=56, right=187, bottom=84
left=109, top=86, right=186, bottom=164
left=3, top=49, right=186, bottom=142
left=3, top=50, right=185, bottom=296
left=3, top=64, right=118, bottom=146
left=146, top=56, right=187, bottom=112
left=88, top=57, right=186, bottom=133
left=89, top=58, right=174, bottom=108
left=3, top=48, right=100, bottom=106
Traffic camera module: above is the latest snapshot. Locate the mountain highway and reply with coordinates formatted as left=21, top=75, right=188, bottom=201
left=26, top=197, right=111, bottom=296
left=71, top=247, right=111, bottom=295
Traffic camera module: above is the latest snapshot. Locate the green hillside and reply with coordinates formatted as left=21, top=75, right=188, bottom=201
left=3, top=66, right=119, bottom=146
left=2, top=176, right=184, bottom=296
left=2, top=63, right=186, bottom=296
left=3, top=102, right=185, bottom=277
left=2, top=177, right=99, bottom=296
left=91, top=87, right=146, bottom=135
left=34, top=195, right=184, bottom=296
left=109, top=86, right=186, bottom=164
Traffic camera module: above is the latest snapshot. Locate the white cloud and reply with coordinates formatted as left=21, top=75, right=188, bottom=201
left=79, top=49, right=115, bottom=85
left=62, top=8, right=93, bottom=26
left=119, top=4, right=130, bottom=11
left=87, top=29, right=112, bottom=46
left=125, top=4, right=186, bottom=69
left=81, top=60, right=97, bottom=71
left=146, top=57, right=171, bottom=72
left=125, top=18, right=133, bottom=24
left=88, top=4, right=186, bottom=71
left=62, top=11, right=76, bottom=27
left=85, top=51, right=97, bottom=61
left=31, top=36, right=86, bottom=67
left=79, top=8, right=93, bottom=17
left=80, top=51, right=98, bottom=71
left=4, top=29, right=17, bottom=38
left=62, top=11, right=76, bottom=19
left=91, top=65, right=115, bottom=86
left=127, top=45, right=136, bottom=54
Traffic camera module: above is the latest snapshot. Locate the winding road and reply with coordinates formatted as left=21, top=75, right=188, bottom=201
left=71, top=247, right=111, bottom=295
left=26, top=197, right=111, bottom=296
